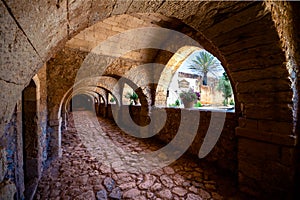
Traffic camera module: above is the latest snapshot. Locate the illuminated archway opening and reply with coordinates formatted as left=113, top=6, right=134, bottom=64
left=166, top=48, right=235, bottom=110
left=71, top=94, right=94, bottom=111
left=123, top=83, right=140, bottom=106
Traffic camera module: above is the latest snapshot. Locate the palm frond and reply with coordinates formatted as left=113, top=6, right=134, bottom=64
left=188, top=51, right=218, bottom=73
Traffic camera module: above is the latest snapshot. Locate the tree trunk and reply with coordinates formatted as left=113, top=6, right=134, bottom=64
left=203, top=73, right=208, bottom=85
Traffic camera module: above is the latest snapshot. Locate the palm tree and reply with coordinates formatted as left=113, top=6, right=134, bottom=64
left=188, top=51, right=221, bottom=85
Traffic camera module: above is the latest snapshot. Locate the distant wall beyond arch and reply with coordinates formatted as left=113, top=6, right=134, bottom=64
left=155, top=46, right=202, bottom=106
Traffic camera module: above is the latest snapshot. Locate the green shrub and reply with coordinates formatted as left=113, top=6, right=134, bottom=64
left=169, top=99, right=181, bottom=107
left=194, top=101, right=202, bottom=107
left=175, top=99, right=180, bottom=106
left=125, top=91, right=138, bottom=105
left=110, top=97, right=115, bottom=103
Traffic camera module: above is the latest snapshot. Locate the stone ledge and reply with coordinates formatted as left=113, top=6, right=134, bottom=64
left=236, top=127, right=297, bottom=146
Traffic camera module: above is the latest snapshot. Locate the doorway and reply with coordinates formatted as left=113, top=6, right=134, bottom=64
left=22, top=80, right=39, bottom=199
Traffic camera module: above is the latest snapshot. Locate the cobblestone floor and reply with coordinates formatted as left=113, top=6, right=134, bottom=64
left=35, top=111, right=251, bottom=200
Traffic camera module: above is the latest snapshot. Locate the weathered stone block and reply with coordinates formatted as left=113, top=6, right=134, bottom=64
left=237, top=127, right=296, bottom=146
left=257, top=120, right=293, bottom=135
left=0, top=1, right=44, bottom=132
left=231, top=65, right=287, bottom=83
left=0, top=181, right=17, bottom=200
left=5, top=0, right=68, bottom=60
left=238, top=137, right=280, bottom=162
left=0, top=148, right=7, bottom=182
left=237, top=91, right=293, bottom=104
left=238, top=136, right=297, bottom=198
left=238, top=160, right=262, bottom=181
left=25, top=158, right=39, bottom=180
left=280, top=146, right=296, bottom=166
left=238, top=172, right=261, bottom=197
left=237, top=79, right=291, bottom=94
left=68, top=0, right=92, bottom=36
left=244, top=103, right=293, bottom=122
left=262, top=161, right=295, bottom=189
left=205, top=2, right=267, bottom=39
left=227, top=44, right=284, bottom=67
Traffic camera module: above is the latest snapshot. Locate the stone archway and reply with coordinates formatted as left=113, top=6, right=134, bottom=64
left=56, top=81, right=123, bottom=158
left=1, top=1, right=299, bottom=198
left=66, top=90, right=100, bottom=112
left=155, top=46, right=203, bottom=106
left=22, top=79, right=39, bottom=199
left=70, top=94, right=94, bottom=112
left=1, top=1, right=295, bottom=128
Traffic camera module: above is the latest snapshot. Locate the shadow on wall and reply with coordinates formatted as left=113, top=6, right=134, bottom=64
left=22, top=80, right=40, bottom=200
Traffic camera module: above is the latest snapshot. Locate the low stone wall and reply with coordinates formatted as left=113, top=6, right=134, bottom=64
left=105, top=105, right=238, bottom=173
left=157, top=108, right=237, bottom=173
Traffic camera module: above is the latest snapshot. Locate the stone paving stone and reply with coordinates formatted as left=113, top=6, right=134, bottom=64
left=96, top=189, right=107, bottom=200
left=119, top=182, right=136, bottom=191
left=103, top=177, right=115, bottom=192
left=109, top=187, right=122, bottom=199
left=198, top=188, right=211, bottom=199
left=160, top=174, right=174, bottom=188
left=172, top=186, right=188, bottom=197
left=77, top=190, right=95, bottom=200
left=157, top=189, right=173, bottom=199
left=123, top=188, right=140, bottom=199
left=187, top=193, right=203, bottom=200
left=163, top=166, right=175, bottom=175
left=34, top=111, right=250, bottom=200
left=173, top=173, right=185, bottom=186
left=150, top=182, right=162, bottom=192
left=138, top=174, right=156, bottom=190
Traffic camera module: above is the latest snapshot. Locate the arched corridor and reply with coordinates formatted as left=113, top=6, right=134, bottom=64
left=35, top=111, right=247, bottom=200
left=1, top=1, right=299, bottom=200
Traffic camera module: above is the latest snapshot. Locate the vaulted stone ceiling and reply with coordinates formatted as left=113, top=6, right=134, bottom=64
left=1, top=1, right=299, bottom=198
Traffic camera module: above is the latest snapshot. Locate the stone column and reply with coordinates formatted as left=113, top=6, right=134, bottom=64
left=236, top=118, right=297, bottom=198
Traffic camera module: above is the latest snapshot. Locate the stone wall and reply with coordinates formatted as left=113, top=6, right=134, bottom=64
left=264, top=3, right=300, bottom=197
left=105, top=106, right=238, bottom=174
left=104, top=100, right=298, bottom=198
left=293, top=2, right=300, bottom=198
left=1, top=1, right=299, bottom=199
left=46, top=46, right=161, bottom=155
left=35, top=65, right=50, bottom=169
left=234, top=2, right=299, bottom=198
left=0, top=65, right=49, bottom=199
left=46, top=47, right=87, bottom=157
left=156, top=108, right=237, bottom=173
left=1, top=105, right=19, bottom=199
left=47, top=47, right=88, bottom=121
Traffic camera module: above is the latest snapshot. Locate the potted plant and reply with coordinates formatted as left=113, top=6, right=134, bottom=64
left=109, top=97, right=115, bottom=104
left=125, top=91, right=139, bottom=105
left=179, top=89, right=198, bottom=108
